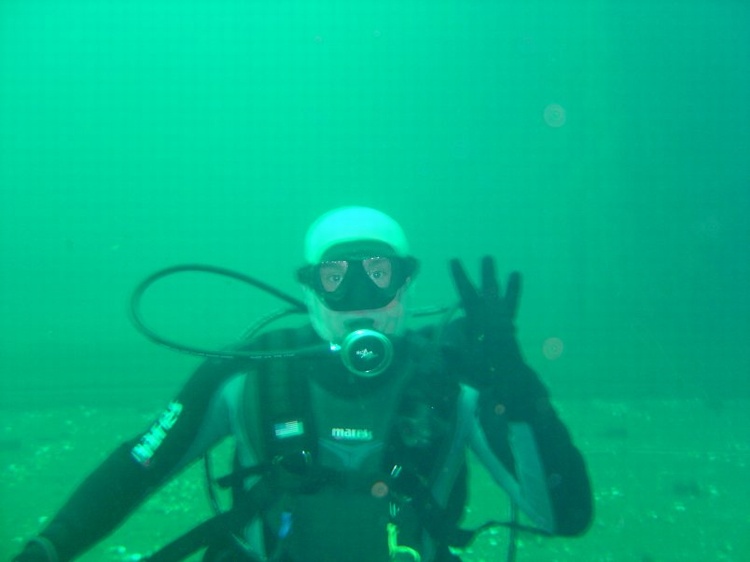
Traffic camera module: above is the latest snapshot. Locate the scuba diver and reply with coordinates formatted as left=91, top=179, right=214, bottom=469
left=12, top=206, right=592, bottom=562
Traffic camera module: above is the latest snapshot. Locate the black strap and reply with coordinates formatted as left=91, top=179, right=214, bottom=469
left=256, top=329, right=317, bottom=463
left=143, top=479, right=275, bottom=562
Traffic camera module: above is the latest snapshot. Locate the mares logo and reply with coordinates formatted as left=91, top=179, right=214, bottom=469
left=131, top=401, right=183, bottom=466
left=331, top=427, right=374, bottom=441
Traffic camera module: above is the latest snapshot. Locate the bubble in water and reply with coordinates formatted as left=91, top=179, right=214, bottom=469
left=544, top=103, right=567, bottom=128
left=543, top=337, right=564, bottom=360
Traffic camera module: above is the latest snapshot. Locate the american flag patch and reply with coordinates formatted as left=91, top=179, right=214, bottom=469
left=274, top=420, right=305, bottom=439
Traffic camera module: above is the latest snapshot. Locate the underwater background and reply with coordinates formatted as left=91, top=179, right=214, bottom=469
left=1, top=1, right=748, bottom=560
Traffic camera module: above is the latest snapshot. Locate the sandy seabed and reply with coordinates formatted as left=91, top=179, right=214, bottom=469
left=2, top=399, right=748, bottom=562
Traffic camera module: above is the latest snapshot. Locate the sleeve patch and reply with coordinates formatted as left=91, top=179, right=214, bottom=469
left=131, top=401, right=184, bottom=466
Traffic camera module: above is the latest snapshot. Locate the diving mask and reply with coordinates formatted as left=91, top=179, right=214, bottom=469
left=297, top=255, right=417, bottom=312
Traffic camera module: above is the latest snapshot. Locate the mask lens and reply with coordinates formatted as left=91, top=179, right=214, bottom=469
left=362, top=257, right=393, bottom=289
left=318, top=261, right=348, bottom=293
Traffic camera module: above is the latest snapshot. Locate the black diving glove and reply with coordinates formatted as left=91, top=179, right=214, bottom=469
left=449, top=256, right=525, bottom=388
left=449, top=256, right=552, bottom=422
left=12, top=538, right=57, bottom=562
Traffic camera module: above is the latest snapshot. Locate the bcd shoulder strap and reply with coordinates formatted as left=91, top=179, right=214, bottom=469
left=243, top=327, right=318, bottom=469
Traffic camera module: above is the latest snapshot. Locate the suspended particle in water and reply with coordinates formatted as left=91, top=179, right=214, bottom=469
left=544, top=103, right=567, bottom=128
left=542, top=337, right=564, bottom=360
left=697, top=214, right=722, bottom=239
left=371, top=481, right=389, bottom=498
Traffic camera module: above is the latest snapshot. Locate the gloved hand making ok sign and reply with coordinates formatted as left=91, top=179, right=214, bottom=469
left=447, top=255, right=553, bottom=423
left=449, top=256, right=524, bottom=385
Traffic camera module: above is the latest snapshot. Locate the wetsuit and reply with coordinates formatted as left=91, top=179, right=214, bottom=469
left=14, top=325, right=592, bottom=562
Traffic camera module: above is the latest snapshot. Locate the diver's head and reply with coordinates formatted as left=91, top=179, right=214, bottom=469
left=297, top=206, right=419, bottom=344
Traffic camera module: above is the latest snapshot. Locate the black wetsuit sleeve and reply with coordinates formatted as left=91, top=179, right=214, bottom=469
left=476, top=362, right=593, bottom=536
left=23, top=357, right=246, bottom=562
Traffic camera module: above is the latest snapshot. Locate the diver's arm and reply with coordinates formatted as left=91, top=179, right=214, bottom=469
left=13, top=358, right=245, bottom=562
left=14, top=438, right=160, bottom=562
left=468, top=364, right=593, bottom=536
left=446, top=257, right=592, bottom=536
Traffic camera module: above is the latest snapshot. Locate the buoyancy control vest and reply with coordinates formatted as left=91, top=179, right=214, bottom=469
left=231, top=326, right=469, bottom=562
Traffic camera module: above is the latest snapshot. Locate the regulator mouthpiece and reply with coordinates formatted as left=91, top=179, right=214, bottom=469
left=337, top=329, right=394, bottom=377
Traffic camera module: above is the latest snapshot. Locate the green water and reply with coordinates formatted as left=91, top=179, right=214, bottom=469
left=1, top=1, right=748, bottom=560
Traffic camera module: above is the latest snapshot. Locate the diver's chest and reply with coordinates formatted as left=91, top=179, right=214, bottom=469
left=309, top=381, right=401, bottom=471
